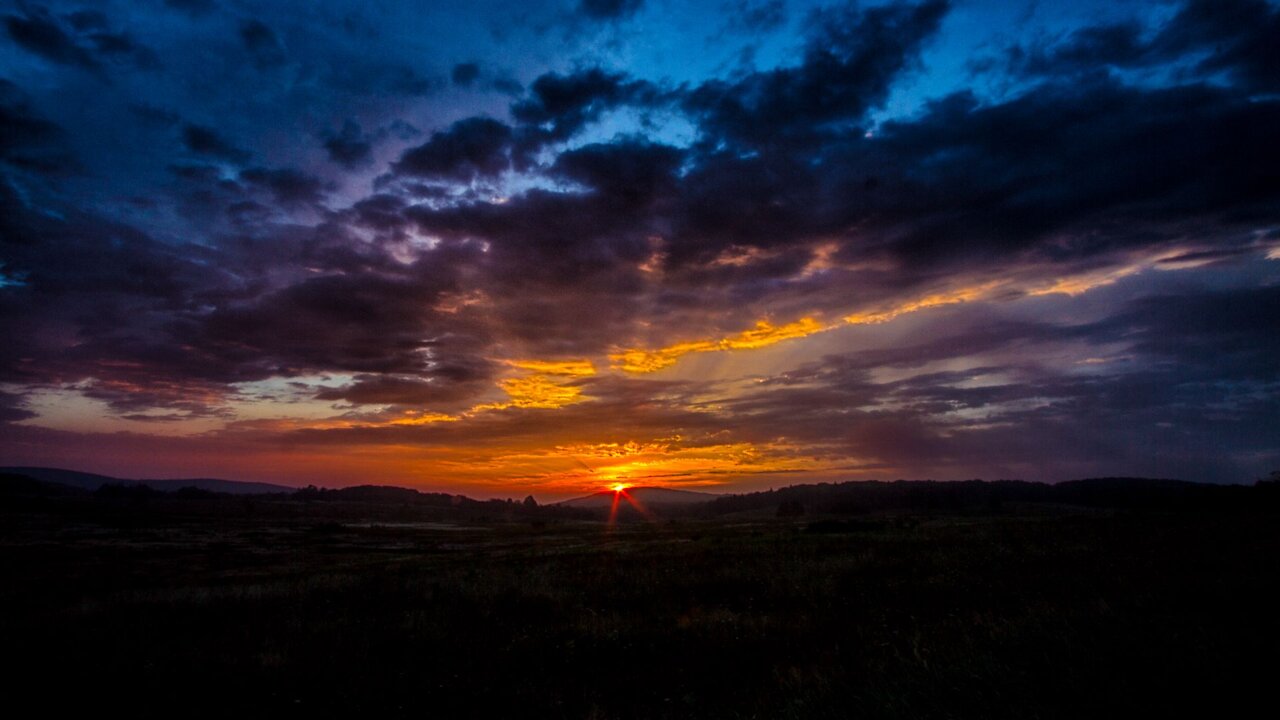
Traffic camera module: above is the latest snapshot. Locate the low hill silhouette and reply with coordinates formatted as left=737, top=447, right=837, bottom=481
left=0, top=466, right=293, bottom=495
left=0, top=472, right=87, bottom=498
left=4, top=466, right=1277, bottom=516
left=705, top=477, right=1268, bottom=515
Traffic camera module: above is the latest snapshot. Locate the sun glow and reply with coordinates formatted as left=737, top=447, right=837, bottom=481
left=611, top=482, right=629, bottom=492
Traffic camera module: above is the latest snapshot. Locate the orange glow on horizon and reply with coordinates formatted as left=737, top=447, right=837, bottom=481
left=606, top=483, right=655, bottom=526
left=20, top=251, right=1225, bottom=501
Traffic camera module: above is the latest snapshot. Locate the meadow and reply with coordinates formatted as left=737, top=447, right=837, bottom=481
left=2, top=488, right=1277, bottom=718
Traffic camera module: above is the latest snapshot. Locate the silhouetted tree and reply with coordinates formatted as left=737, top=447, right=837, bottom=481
left=523, top=495, right=538, bottom=508
left=777, top=500, right=805, bottom=517
left=174, top=486, right=217, bottom=499
left=95, top=483, right=159, bottom=500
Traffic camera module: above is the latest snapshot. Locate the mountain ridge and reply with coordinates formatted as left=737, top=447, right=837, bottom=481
left=0, top=466, right=294, bottom=495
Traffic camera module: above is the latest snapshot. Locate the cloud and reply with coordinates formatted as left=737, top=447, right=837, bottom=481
left=0, top=390, right=36, bottom=424
left=612, top=317, right=825, bottom=373
left=323, top=120, right=374, bottom=168
left=718, top=0, right=788, bottom=35
left=578, top=0, right=644, bottom=22
left=1157, top=0, right=1280, bottom=93
left=685, top=0, right=949, bottom=148
left=451, top=61, right=480, bottom=86
left=182, top=123, right=249, bottom=162
left=164, top=0, right=217, bottom=16
left=4, top=7, right=100, bottom=70
left=393, top=117, right=513, bottom=182
left=507, top=359, right=596, bottom=376
left=239, top=18, right=286, bottom=69
left=0, top=81, right=74, bottom=173
left=238, top=167, right=329, bottom=206
left=315, top=364, right=496, bottom=407
left=4, top=6, right=160, bottom=74
left=510, top=68, right=662, bottom=144
left=1000, top=0, right=1280, bottom=94
left=551, top=141, right=684, bottom=198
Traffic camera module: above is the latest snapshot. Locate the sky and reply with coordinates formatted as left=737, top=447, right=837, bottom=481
left=1, top=0, right=1278, bottom=498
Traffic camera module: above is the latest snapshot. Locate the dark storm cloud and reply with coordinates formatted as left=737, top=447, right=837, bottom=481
left=655, top=75, right=1279, bottom=275
left=578, top=0, right=645, bottom=22
left=393, top=117, right=513, bottom=182
left=1003, top=21, right=1152, bottom=78
left=0, top=390, right=35, bottom=424
left=381, top=67, right=668, bottom=190
left=0, top=80, right=74, bottom=173
left=685, top=0, right=949, bottom=148
left=323, top=120, right=373, bottom=168
left=0, top=182, right=239, bottom=415
left=1094, top=285, right=1280, bottom=381
left=855, top=80, right=1280, bottom=267
left=0, top=170, right=482, bottom=413
left=182, top=123, right=249, bottom=162
left=451, top=61, right=480, bottom=86
left=401, top=189, right=662, bottom=354
left=1156, top=0, right=1280, bottom=93
left=238, top=167, right=330, bottom=207
left=189, top=275, right=472, bottom=381
left=315, top=358, right=497, bottom=407
left=347, top=193, right=408, bottom=230
left=550, top=141, right=684, bottom=198
left=4, top=7, right=99, bottom=70
left=511, top=68, right=662, bottom=142
left=1002, top=0, right=1280, bottom=93
left=238, top=19, right=287, bottom=70
left=88, top=32, right=161, bottom=70
left=164, top=0, right=217, bottom=16
left=4, top=5, right=160, bottom=73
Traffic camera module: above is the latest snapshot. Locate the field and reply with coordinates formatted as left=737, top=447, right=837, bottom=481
left=3, top=494, right=1278, bottom=718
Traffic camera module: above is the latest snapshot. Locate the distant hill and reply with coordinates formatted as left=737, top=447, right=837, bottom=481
left=0, top=472, right=87, bottom=498
left=559, top=486, right=717, bottom=508
left=0, top=467, right=292, bottom=495
left=704, top=477, right=1265, bottom=516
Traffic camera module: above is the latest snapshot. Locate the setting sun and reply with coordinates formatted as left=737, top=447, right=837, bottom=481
left=611, top=483, right=629, bottom=493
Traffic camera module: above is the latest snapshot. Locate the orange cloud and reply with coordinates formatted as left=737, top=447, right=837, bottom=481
left=494, top=374, right=588, bottom=409
left=506, top=359, right=597, bottom=376
left=843, top=282, right=999, bottom=325
left=1027, top=265, right=1143, bottom=297
left=471, top=358, right=596, bottom=410
left=611, top=317, right=826, bottom=373
left=389, top=411, right=460, bottom=426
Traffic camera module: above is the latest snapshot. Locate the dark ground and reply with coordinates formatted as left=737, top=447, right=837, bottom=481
left=2, top=491, right=1277, bottom=718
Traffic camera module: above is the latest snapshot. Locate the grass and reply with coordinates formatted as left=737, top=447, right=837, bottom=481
left=2, top=499, right=1277, bottom=718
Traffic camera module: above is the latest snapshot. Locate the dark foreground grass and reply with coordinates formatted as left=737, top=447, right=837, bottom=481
left=2, top=502, right=1277, bottom=718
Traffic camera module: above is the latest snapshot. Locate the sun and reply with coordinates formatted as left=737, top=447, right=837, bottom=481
left=611, top=483, right=630, bottom=493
